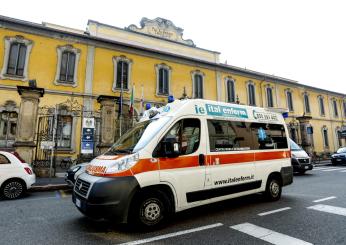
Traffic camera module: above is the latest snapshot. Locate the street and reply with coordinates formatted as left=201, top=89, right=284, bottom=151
left=1, top=164, right=346, bottom=245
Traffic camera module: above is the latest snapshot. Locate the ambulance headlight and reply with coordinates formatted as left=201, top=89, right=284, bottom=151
left=105, top=153, right=139, bottom=173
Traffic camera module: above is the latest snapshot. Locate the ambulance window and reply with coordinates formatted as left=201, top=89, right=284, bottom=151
left=154, top=118, right=201, bottom=157
left=250, top=123, right=288, bottom=150
left=207, top=120, right=253, bottom=152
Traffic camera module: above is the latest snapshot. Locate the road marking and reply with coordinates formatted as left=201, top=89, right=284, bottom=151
left=119, top=223, right=223, bottom=245
left=313, top=167, right=340, bottom=171
left=230, top=223, right=312, bottom=245
left=321, top=168, right=344, bottom=172
left=258, top=207, right=291, bottom=216
left=313, top=196, right=336, bottom=203
left=307, top=204, right=346, bottom=217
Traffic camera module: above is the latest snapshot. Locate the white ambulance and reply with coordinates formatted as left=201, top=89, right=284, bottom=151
left=73, top=99, right=292, bottom=227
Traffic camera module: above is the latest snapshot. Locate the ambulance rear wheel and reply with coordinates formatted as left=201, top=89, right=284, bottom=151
left=264, top=177, right=282, bottom=201
left=131, top=191, right=170, bottom=229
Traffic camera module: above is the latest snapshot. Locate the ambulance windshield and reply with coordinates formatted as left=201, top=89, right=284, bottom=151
left=104, top=116, right=171, bottom=155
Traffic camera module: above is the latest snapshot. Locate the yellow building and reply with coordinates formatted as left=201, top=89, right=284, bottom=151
left=0, top=15, right=345, bottom=174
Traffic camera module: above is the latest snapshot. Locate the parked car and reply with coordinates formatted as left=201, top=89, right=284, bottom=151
left=0, top=151, right=35, bottom=199
left=331, top=147, right=346, bottom=165
left=290, top=139, right=313, bottom=174
left=65, top=163, right=89, bottom=187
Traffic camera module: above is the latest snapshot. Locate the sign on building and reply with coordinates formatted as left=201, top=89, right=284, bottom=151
left=81, top=118, right=95, bottom=154
left=341, top=126, right=346, bottom=138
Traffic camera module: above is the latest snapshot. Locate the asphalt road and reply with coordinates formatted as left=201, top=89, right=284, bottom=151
left=1, top=164, right=346, bottom=245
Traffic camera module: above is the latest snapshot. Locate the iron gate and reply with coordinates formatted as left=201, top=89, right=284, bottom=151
left=33, top=97, right=100, bottom=176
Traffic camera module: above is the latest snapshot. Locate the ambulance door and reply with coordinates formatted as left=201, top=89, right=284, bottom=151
left=206, top=119, right=257, bottom=200
left=155, top=117, right=207, bottom=208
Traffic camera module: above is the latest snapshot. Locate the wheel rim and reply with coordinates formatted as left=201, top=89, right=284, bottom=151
left=270, top=181, right=280, bottom=197
left=3, top=181, right=23, bottom=199
left=144, top=202, right=161, bottom=221
left=140, top=198, right=163, bottom=225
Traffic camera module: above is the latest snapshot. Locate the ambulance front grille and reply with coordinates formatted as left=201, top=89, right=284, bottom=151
left=74, top=178, right=91, bottom=197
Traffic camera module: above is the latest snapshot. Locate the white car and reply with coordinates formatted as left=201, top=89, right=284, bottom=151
left=0, top=151, right=36, bottom=199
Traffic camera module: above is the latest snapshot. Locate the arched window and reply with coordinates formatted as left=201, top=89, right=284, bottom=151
left=54, top=45, right=81, bottom=87
left=322, top=127, right=329, bottom=148
left=226, top=79, right=235, bottom=103
left=1, top=36, right=33, bottom=81
left=318, top=96, right=325, bottom=116
left=286, top=91, right=293, bottom=111
left=7, top=42, right=27, bottom=76
left=332, top=99, right=338, bottom=117
left=116, top=60, right=129, bottom=90
left=248, top=83, right=256, bottom=106
left=192, top=73, right=204, bottom=99
left=155, top=64, right=171, bottom=96
left=303, top=93, right=310, bottom=113
left=336, top=128, right=342, bottom=148
left=266, top=87, right=274, bottom=107
left=112, top=56, right=132, bottom=92
left=59, top=51, right=76, bottom=83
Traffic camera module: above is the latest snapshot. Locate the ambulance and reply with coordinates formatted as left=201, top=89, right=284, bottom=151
left=72, top=99, right=293, bottom=227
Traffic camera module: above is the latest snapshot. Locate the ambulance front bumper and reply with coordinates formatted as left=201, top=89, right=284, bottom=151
left=72, top=173, right=139, bottom=223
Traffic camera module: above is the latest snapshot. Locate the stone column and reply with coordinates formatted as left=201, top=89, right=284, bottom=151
left=296, top=115, right=313, bottom=154
left=97, top=95, right=117, bottom=153
left=14, top=86, right=44, bottom=163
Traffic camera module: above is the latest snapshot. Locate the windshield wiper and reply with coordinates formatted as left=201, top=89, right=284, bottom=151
left=113, top=149, right=133, bottom=154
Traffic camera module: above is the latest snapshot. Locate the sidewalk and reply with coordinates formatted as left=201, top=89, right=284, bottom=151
left=313, top=159, right=332, bottom=166
left=30, top=176, right=71, bottom=192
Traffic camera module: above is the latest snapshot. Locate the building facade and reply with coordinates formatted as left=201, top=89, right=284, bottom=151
left=0, top=15, right=345, bottom=174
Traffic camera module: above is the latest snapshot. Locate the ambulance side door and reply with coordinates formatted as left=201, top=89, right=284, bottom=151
left=155, top=117, right=207, bottom=208
left=205, top=119, right=258, bottom=201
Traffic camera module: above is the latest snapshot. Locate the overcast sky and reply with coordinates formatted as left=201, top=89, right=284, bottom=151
left=1, top=0, right=345, bottom=94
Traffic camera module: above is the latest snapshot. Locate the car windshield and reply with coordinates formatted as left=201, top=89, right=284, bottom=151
left=104, top=116, right=171, bottom=155
left=290, top=139, right=302, bottom=151
left=336, top=147, right=346, bottom=154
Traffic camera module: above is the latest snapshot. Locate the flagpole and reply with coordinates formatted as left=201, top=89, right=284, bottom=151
left=131, top=84, right=135, bottom=127
left=140, top=84, right=144, bottom=116
left=119, top=61, right=124, bottom=137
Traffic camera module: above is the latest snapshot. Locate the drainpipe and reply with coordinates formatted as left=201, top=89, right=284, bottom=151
left=259, top=78, right=265, bottom=108
left=327, top=93, right=335, bottom=152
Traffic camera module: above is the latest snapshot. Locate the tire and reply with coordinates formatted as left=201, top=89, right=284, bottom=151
left=130, top=191, right=170, bottom=229
left=298, top=170, right=306, bottom=174
left=1, top=179, right=26, bottom=200
left=264, top=177, right=282, bottom=201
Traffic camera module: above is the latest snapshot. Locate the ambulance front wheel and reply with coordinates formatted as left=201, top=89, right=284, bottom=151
left=130, top=190, right=171, bottom=228
left=264, top=176, right=282, bottom=201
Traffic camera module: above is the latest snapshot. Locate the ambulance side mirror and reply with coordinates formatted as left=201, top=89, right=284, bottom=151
left=162, top=137, right=180, bottom=158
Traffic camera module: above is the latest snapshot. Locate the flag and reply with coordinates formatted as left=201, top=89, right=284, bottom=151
left=129, top=84, right=135, bottom=117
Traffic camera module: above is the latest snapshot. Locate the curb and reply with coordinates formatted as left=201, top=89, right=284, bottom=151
left=30, top=184, right=71, bottom=192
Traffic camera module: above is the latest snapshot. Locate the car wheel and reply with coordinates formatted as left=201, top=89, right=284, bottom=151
left=1, top=179, right=26, bottom=200
left=264, top=177, right=282, bottom=201
left=131, top=191, right=170, bottom=229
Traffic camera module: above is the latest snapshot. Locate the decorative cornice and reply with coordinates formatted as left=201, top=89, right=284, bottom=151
left=126, top=17, right=195, bottom=47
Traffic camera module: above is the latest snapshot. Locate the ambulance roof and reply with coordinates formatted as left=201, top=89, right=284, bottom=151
left=142, top=99, right=286, bottom=124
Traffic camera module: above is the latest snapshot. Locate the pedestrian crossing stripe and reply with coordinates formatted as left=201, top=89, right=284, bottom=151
left=313, top=167, right=346, bottom=172
left=230, top=223, right=313, bottom=245
left=307, top=204, right=346, bottom=217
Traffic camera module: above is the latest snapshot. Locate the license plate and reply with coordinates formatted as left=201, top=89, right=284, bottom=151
left=75, top=198, right=81, bottom=208
left=305, top=166, right=309, bottom=169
